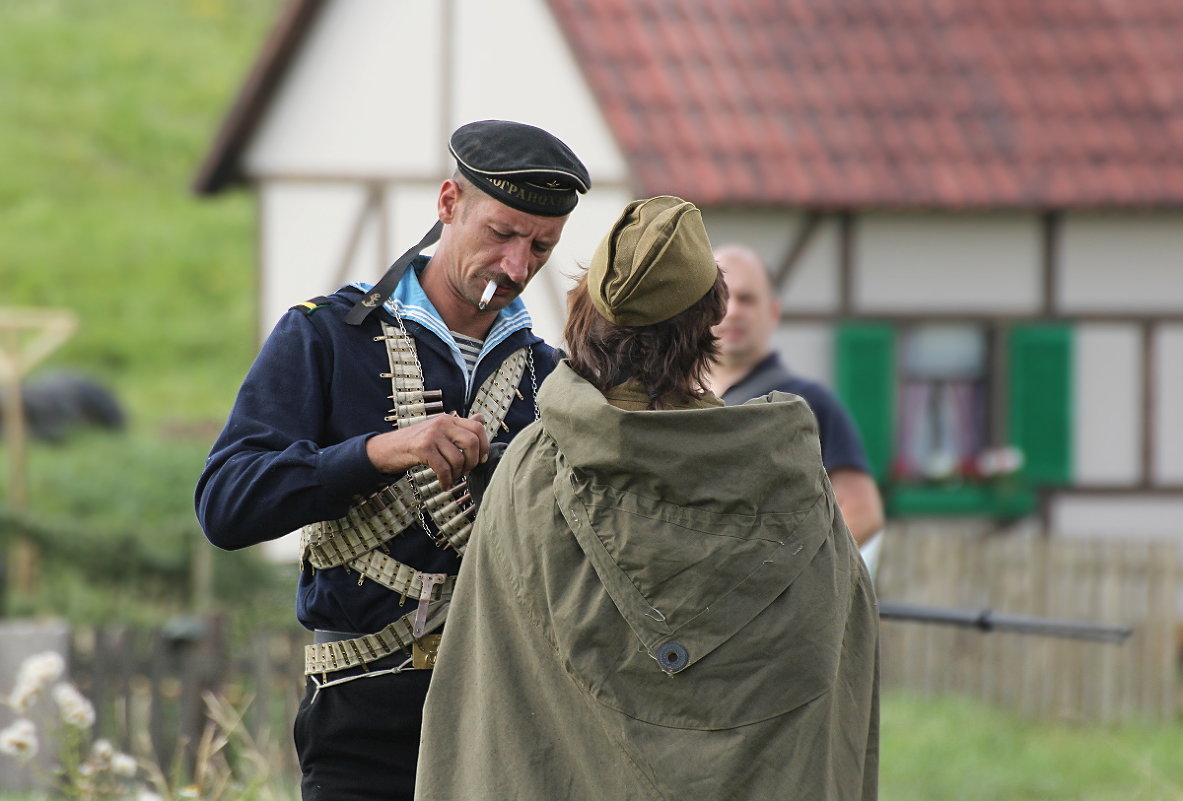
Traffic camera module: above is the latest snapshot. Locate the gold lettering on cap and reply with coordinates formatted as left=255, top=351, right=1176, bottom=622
left=486, top=177, right=563, bottom=208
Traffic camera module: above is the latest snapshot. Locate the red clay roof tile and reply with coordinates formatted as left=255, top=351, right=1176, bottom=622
left=547, top=0, right=1183, bottom=208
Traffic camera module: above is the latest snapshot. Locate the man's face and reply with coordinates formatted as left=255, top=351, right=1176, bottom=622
left=712, top=248, right=780, bottom=368
left=437, top=181, right=568, bottom=312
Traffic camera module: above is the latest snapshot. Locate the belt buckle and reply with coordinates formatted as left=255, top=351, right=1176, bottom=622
left=412, top=634, right=442, bottom=669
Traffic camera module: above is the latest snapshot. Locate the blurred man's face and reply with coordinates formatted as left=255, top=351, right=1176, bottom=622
left=712, top=248, right=780, bottom=369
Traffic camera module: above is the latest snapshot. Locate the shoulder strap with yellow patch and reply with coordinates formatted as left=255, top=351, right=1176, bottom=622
left=290, top=296, right=333, bottom=315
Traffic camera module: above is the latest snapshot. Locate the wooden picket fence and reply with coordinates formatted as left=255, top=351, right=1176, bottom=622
left=49, top=529, right=1181, bottom=785
left=875, top=527, right=1180, bottom=723
left=68, top=620, right=307, bottom=781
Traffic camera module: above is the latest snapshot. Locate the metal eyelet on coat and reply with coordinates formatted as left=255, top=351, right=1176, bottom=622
left=656, top=641, right=689, bottom=674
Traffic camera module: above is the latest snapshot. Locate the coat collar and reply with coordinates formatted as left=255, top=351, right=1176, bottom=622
left=602, top=378, right=723, bottom=411
left=539, top=361, right=827, bottom=514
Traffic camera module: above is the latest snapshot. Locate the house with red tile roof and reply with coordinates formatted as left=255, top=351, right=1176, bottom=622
left=195, top=0, right=1183, bottom=541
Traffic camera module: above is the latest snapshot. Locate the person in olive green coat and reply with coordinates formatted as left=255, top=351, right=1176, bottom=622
left=416, top=196, right=879, bottom=801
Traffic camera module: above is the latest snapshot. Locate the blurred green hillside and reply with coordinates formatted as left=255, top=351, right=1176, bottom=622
left=0, top=0, right=286, bottom=624
left=2, top=0, right=279, bottom=420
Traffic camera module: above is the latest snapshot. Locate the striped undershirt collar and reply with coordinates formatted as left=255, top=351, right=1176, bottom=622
left=350, top=259, right=534, bottom=381
left=451, top=331, right=484, bottom=375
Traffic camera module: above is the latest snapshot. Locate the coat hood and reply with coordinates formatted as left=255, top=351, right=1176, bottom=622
left=539, top=361, right=828, bottom=516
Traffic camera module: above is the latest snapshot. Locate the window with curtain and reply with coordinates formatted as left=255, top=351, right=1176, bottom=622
left=894, top=325, right=989, bottom=483
left=836, top=321, right=1071, bottom=517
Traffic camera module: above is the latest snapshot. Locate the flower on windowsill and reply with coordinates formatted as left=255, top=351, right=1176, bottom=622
left=922, top=451, right=960, bottom=483
left=977, top=446, right=1024, bottom=480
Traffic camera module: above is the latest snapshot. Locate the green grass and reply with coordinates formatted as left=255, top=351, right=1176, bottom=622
left=2, top=691, right=1181, bottom=801
left=881, top=692, right=1183, bottom=801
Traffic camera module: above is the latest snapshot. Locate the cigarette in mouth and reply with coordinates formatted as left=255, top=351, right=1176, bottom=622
left=478, top=280, right=497, bottom=310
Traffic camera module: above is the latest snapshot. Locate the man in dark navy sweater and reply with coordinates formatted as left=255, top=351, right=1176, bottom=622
left=195, top=120, right=590, bottom=801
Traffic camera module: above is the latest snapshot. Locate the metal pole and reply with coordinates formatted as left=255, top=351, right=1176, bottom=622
left=879, top=601, right=1134, bottom=643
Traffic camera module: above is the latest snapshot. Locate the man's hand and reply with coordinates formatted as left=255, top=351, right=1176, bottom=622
left=366, top=413, right=489, bottom=489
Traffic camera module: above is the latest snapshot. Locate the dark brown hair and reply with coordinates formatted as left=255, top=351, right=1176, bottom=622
left=563, top=271, right=728, bottom=409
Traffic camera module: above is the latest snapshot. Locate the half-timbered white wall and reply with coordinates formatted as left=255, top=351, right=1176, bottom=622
left=242, top=0, right=632, bottom=345
left=228, top=1, right=1181, bottom=545
left=1073, top=324, right=1143, bottom=485
left=703, top=209, right=844, bottom=313
left=1060, top=216, right=1181, bottom=547
left=1059, top=214, right=1183, bottom=311
left=704, top=208, right=1183, bottom=536
left=703, top=209, right=844, bottom=383
left=1051, top=496, right=1183, bottom=539
left=1055, top=218, right=1183, bottom=538
left=857, top=214, right=1042, bottom=313
left=1157, top=325, right=1183, bottom=484
left=245, top=3, right=443, bottom=178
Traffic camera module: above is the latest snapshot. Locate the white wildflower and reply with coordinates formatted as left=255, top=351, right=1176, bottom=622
left=178, top=785, right=200, bottom=799
left=0, top=718, right=39, bottom=760
left=111, top=751, right=138, bottom=778
left=7, top=676, right=41, bottom=714
left=90, top=737, right=115, bottom=763
left=6, top=652, right=66, bottom=714
left=17, top=651, right=65, bottom=688
left=52, top=682, right=96, bottom=729
left=136, top=790, right=164, bottom=801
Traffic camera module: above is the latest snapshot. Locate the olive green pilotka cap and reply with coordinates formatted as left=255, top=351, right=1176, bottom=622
left=588, top=196, right=719, bottom=326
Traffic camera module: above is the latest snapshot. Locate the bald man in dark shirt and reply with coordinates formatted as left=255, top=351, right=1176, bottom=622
left=707, top=244, right=885, bottom=549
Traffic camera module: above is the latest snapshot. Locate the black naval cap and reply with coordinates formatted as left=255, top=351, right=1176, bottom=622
left=345, top=120, right=589, bottom=326
left=449, top=120, right=591, bottom=217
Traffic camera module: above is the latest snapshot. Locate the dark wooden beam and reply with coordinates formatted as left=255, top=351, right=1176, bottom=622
left=1041, top=211, right=1062, bottom=317
left=1051, top=484, right=1183, bottom=495
left=1141, top=321, right=1157, bottom=485
left=193, top=0, right=328, bottom=195
left=838, top=213, right=856, bottom=315
left=331, top=184, right=383, bottom=288
left=772, top=212, right=822, bottom=292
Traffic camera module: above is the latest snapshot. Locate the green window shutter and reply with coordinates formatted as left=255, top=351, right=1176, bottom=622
left=834, top=323, right=896, bottom=482
left=1007, top=324, right=1073, bottom=484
